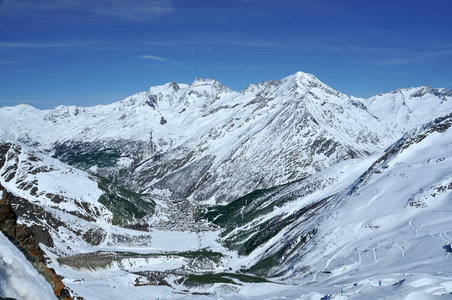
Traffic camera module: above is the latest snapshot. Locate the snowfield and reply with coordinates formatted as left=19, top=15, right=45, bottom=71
left=0, top=232, right=56, bottom=300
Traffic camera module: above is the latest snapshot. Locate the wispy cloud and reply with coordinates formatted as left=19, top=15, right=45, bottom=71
left=142, top=36, right=452, bottom=58
left=218, top=39, right=282, bottom=48
left=379, top=57, right=423, bottom=66
left=144, top=37, right=284, bottom=48
left=138, top=54, right=167, bottom=62
left=376, top=44, right=452, bottom=66
left=240, top=0, right=347, bottom=16
left=0, top=0, right=173, bottom=21
left=0, top=40, right=100, bottom=49
left=0, top=40, right=145, bottom=52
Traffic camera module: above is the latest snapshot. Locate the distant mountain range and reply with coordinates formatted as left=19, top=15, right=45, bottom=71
left=0, top=72, right=451, bottom=299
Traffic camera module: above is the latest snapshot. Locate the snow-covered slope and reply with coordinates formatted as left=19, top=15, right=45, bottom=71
left=0, top=138, right=110, bottom=224
left=201, top=112, right=452, bottom=299
left=0, top=138, right=109, bottom=256
left=0, top=232, right=56, bottom=300
left=0, top=72, right=394, bottom=204
left=366, top=85, right=452, bottom=137
left=0, top=139, right=157, bottom=258
left=2, top=74, right=450, bottom=206
left=131, top=72, right=390, bottom=204
left=0, top=138, right=230, bottom=298
left=283, top=112, right=452, bottom=298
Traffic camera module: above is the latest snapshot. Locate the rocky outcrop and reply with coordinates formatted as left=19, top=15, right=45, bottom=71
left=0, top=184, right=72, bottom=300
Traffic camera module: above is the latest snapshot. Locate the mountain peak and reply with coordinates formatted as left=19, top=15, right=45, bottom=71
left=283, top=71, right=323, bottom=88
left=409, top=85, right=452, bottom=98
left=378, top=85, right=451, bottom=99
left=242, top=71, right=324, bottom=94
left=294, top=71, right=318, bottom=80
left=168, top=80, right=180, bottom=91
left=191, top=77, right=225, bottom=87
left=184, top=78, right=231, bottom=102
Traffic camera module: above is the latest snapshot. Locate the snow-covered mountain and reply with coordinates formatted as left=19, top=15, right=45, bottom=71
left=1, top=73, right=449, bottom=206
left=1, top=71, right=452, bottom=299
left=366, top=85, right=452, bottom=137
left=0, top=72, right=397, bottom=204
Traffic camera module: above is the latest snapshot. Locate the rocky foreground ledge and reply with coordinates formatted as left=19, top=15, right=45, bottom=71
left=0, top=184, right=72, bottom=300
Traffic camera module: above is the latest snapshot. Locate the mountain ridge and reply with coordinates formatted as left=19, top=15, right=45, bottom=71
left=0, top=72, right=450, bottom=204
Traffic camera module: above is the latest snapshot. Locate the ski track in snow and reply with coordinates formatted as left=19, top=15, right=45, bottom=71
left=409, top=218, right=420, bottom=238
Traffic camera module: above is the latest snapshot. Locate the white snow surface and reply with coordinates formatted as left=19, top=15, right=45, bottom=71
left=0, top=232, right=56, bottom=300
left=0, top=138, right=119, bottom=257
left=272, top=114, right=452, bottom=299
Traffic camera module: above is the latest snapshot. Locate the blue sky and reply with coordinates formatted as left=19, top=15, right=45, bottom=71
left=0, top=0, right=451, bottom=108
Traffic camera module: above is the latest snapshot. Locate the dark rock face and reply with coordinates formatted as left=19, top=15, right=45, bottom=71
left=0, top=184, right=72, bottom=300
left=153, top=155, right=215, bottom=199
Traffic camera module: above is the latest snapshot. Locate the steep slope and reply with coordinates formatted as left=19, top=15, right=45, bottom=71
left=0, top=139, right=233, bottom=298
left=202, top=113, right=452, bottom=298
left=0, top=139, right=156, bottom=257
left=131, top=72, right=390, bottom=204
left=285, top=112, right=452, bottom=298
left=42, top=112, right=452, bottom=299
left=0, top=184, right=70, bottom=299
left=0, top=72, right=392, bottom=204
left=202, top=155, right=378, bottom=276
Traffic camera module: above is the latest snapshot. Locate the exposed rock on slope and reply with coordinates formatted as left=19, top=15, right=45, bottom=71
left=0, top=184, right=71, bottom=299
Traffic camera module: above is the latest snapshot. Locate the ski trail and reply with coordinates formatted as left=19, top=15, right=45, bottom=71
left=409, top=219, right=419, bottom=238
left=372, top=249, right=378, bottom=262
left=395, top=243, right=405, bottom=257
left=362, top=251, right=374, bottom=261
left=312, top=243, right=351, bottom=281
